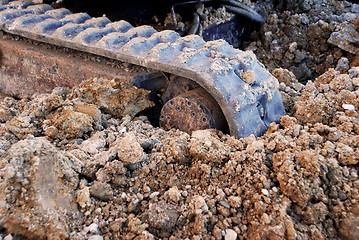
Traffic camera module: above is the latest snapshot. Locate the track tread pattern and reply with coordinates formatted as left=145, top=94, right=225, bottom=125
left=0, top=0, right=285, bottom=138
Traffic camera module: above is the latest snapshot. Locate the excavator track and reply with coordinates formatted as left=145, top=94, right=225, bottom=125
left=0, top=0, right=285, bottom=138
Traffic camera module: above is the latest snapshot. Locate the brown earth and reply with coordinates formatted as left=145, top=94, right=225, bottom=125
left=0, top=0, right=358, bottom=240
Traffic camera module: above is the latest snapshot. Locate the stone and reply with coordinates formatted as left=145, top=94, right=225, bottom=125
left=190, top=130, right=230, bottom=164
left=288, top=42, right=297, bottom=53
left=5, top=115, right=37, bottom=139
left=80, top=131, right=107, bottom=154
left=0, top=137, right=82, bottom=239
left=147, top=202, right=179, bottom=238
left=68, top=78, right=153, bottom=119
left=162, top=131, right=190, bottom=164
left=336, top=143, right=359, bottom=165
left=328, top=21, right=359, bottom=55
left=77, top=187, right=91, bottom=208
left=83, top=223, right=99, bottom=234
left=0, top=106, right=12, bottom=123
left=192, top=195, right=209, bottom=214
left=25, top=92, right=64, bottom=119
left=339, top=216, right=359, bottom=240
left=228, top=196, right=241, bottom=208
left=225, top=229, right=238, bottom=240
left=90, top=181, right=113, bottom=201
left=167, top=186, right=181, bottom=202
left=342, top=104, right=355, bottom=111
left=117, top=133, right=146, bottom=166
left=343, top=13, right=357, bottom=22
left=336, top=57, right=350, bottom=72
left=73, top=99, right=101, bottom=121
left=349, top=67, right=359, bottom=78
left=262, top=189, right=269, bottom=196
left=44, top=108, right=94, bottom=139
left=88, top=235, right=103, bottom=240
left=72, top=99, right=103, bottom=128
left=3, top=234, right=12, bottom=240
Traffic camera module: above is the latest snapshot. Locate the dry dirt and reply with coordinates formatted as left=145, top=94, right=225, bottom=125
left=0, top=1, right=358, bottom=240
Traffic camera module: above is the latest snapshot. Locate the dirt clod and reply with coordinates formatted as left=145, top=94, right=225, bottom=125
left=0, top=1, right=358, bottom=239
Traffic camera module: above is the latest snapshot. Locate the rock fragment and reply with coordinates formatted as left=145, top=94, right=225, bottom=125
left=0, top=105, right=12, bottom=123
left=80, top=131, right=107, bottom=154
left=77, top=187, right=91, bottom=208
left=167, top=186, right=181, bottom=203
left=328, top=20, right=359, bottom=55
left=162, top=131, right=190, bottom=163
left=189, top=129, right=231, bottom=164
left=69, top=77, right=153, bottom=119
left=225, top=229, right=237, bottom=240
left=117, top=133, right=146, bottom=167
left=147, top=202, right=179, bottom=238
left=90, top=181, right=114, bottom=201
left=339, top=214, right=359, bottom=240
left=0, top=137, right=82, bottom=239
left=44, top=108, right=94, bottom=139
left=272, top=68, right=297, bottom=86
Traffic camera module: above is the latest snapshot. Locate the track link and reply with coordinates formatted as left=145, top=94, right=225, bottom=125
left=0, top=0, right=285, bottom=138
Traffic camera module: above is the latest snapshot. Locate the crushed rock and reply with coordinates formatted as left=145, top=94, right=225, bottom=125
left=0, top=67, right=357, bottom=239
left=68, top=78, right=153, bottom=119
left=197, top=4, right=235, bottom=29
left=245, top=0, right=359, bottom=82
left=0, top=137, right=82, bottom=239
left=328, top=17, right=359, bottom=55
left=0, top=2, right=359, bottom=240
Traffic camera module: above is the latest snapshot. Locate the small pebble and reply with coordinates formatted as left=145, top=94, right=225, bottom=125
left=225, top=229, right=237, bottom=240
left=83, top=223, right=99, bottom=234
left=262, top=189, right=269, bottom=196
left=89, top=235, right=103, bottom=240
left=342, top=104, right=355, bottom=111
left=4, top=234, right=12, bottom=240
left=289, top=42, right=297, bottom=53
left=150, top=192, right=160, bottom=199
left=167, top=186, right=181, bottom=202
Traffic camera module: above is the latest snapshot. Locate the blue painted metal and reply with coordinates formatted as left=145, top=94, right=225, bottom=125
left=0, top=0, right=286, bottom=138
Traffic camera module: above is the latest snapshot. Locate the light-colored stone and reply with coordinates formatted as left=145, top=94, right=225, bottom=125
left=167, top=186, right=181, bottom=202
left=0, top=137, right=82, bottom=239
left=225, top=229, right=237, bottom=240
left=117, top=133, right=146, bottom=166
left=3, top=234, right=12, bottom=240
left=83, top=223, right=99, bottom=234
left=190, top=129, right=230, bottom=164
left=0, top=106, right=12, bottom=123
left=73, top=99, right=102, bottom=122
left=228, top=196, right=241, bottom=208
left=88, top=235, right=103, bottom=240
left=77, top=187, right=91, bottom=208
left=272, top=68, right=297, bottom=87
left=80, top=131, right=107, bottom=154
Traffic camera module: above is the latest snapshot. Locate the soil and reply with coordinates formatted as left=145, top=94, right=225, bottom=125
left=0, top=1, right=358, bottom=240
